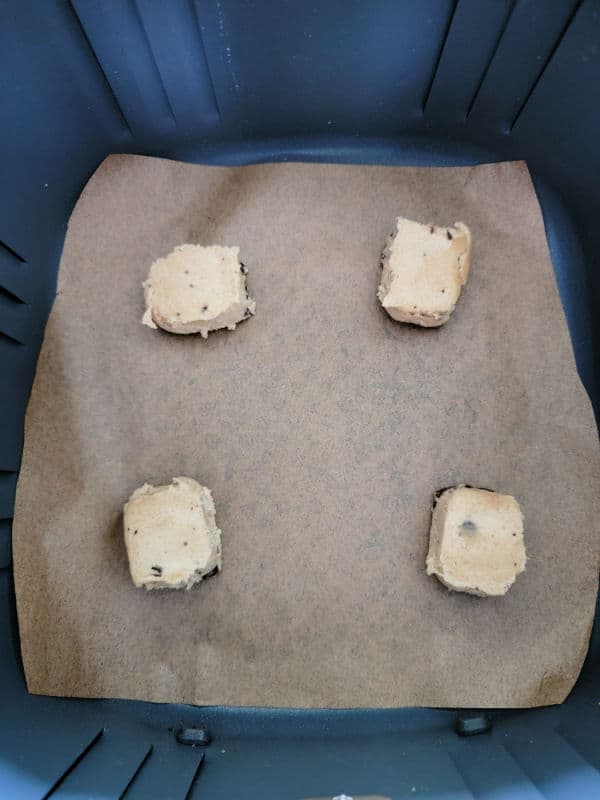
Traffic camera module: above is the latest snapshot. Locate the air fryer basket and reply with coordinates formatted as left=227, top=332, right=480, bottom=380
left=1, top=2, right=599, bottom=798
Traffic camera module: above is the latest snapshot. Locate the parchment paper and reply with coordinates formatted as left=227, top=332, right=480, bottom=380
left=13, top=156, right=600, bottom=708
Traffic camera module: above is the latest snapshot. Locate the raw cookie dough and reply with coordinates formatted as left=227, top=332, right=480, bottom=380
left=142, top=244, right=256, bottom=337
left=426, top=486, right=526, bottom=597
left=123, top=477, right=222, bottom=590
left=377, top=217, right=472, bottom=327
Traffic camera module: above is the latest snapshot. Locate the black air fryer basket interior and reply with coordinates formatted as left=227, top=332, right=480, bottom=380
left=1, top=2, right=599, bottom=798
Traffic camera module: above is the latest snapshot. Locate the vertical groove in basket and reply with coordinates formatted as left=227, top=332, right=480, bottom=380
left=43, top=728, right=105, bottom=799
left=422, top=0, right=460, bottom=112
left=66, top=0, right=134, bottom=136
left=465, top=0, right=517, bottom=118
left=130, top=0, right=177, bottom=124
left=0, top=240, right=26, bottom=264
left=509, top=0, right=584, bottom=131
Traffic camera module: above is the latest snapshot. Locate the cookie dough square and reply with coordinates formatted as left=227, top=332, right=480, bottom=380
left=426, top=485, right=526, bottom=596
left=142, top=244, right=255, bottom=337
left=378, top=217, right=471, bottom=327
left=124, top=477, right=222, bottom=590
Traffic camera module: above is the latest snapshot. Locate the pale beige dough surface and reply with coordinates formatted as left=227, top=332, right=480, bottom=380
left=378, top=217, right=471, bottom=326
left=142, top=244, right=255, bottom=337
left=426, top=486, right=526, bottom=597
left=124, top=477, right=222, bottom=590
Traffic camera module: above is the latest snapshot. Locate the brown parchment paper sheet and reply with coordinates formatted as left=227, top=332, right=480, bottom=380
left=13, top=156, right=600, bottom=708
